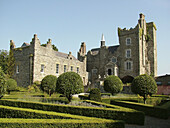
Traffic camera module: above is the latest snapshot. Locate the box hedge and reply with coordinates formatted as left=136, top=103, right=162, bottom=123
left=0, top=99, right=144, bottom=125
left=110, top=100, right=169, bottom=119
left=0, top=119, right=125, bottom=128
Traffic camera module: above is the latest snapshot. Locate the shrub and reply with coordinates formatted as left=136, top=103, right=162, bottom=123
left=33, top=81, right=41, bottom=86
left=131, top=74, right=157, bottom=104
left=5, top=78, right=17, bottom=94
left=28, top=84, right=40, bottom=92
left=56, top=72, right=84, bottom=102
left=41, top=75, right=57, bottom=96
left=89, top=88, right=101, bottom=102
left=104, top=75, right=123, bottom=95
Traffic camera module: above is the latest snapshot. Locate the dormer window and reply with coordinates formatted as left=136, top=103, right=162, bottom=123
left=126, top=38, right=131, bottom=45
left=111, top=57, right=117, bottom=63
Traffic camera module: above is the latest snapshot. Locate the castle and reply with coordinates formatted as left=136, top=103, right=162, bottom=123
left=10, top=35, right=88, bottom=87
left=11, top=13, right=157, bottom=87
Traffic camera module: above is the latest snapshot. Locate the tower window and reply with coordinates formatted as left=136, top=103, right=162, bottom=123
left=16, top=65, right=19, bottom=74
left=126, top=49, right=131, bottom=58
left=126, top=38, right=131, bottom=45
left=125, top=61, right=133, bottom=70
left=41, top=64, right=44, bottom=73
left=64, top=65, right=67, bottom=73
left=56, top=64, right=59, bottom=74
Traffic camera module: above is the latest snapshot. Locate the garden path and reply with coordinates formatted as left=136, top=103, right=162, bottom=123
left=125, top=116, right=170, bottom=128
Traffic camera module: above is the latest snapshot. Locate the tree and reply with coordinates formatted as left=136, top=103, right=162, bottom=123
left=41, top=75, right=57, bottom=96
left=0, top=50, right=9, bottom=74
left=104, top=75, right=123, bottom=95
left=5, top=78, right=17, bottom=94
left=7, top=46, right=15, bottom=78
left=89, top=88, right=101, bottom=102
left=0, top=67, right=6, bottom=97
left=56, top=72, right=84, bottom=102
left=131, top=74, right=157, bottom=104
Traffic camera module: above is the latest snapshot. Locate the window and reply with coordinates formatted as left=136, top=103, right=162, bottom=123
left=126, top=49, right=131, bottom=58
left=16, top=65, right=19, bottom=74
left=167, top=82, right=170, bottom=85
left=56, top=64, right=59, bottom=74
left=41, top=64, right=44, bottom=73
left=92, top=69, right=97, bottom=74
left=112, top=57, right=117, bottom=63
left=77, top=67, right=79, bottom=73
left=126, top=38, right=131, bottom=45
left=64, top=65, right=67, bottom=73
left=71, top=66, right=73, bottom=71
left=156, top=82, right=162, bottom=86
left=125, top=61, right=132, bottom=70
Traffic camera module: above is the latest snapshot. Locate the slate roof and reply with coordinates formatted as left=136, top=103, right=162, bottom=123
left=21, top=42, right=30, bottom=47
left=55, top=51, right=77, bottom=60
left=91, top=45, right=119, bottom=55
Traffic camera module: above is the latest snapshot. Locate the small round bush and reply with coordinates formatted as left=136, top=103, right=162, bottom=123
left=89, top=88, right=101, bottom=102
left=104, top=75, right=123, bottom=95
left=5, top=78, right=17, bottom=94
left=41, top=75, right=57, bottom=96
left=56, top=72, right=84, bottom=102
left=131, top=74, right=157, bottom=104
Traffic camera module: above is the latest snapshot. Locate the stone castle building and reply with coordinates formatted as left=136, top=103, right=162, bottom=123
left=85, top=13, right=157, bottom=85
left=10, top=13, right=157, bottom=88
left=10, top=34, right=88, bottom=87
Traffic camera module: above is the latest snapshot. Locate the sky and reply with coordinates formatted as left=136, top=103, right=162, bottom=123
left=0, top=0, right=170, bottom=76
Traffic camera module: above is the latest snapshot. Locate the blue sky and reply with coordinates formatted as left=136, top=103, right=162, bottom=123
left=0, top=0, right=170, bottom=76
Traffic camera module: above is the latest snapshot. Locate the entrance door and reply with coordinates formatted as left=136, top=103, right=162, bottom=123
left=108, top=69, right=112, bottom=75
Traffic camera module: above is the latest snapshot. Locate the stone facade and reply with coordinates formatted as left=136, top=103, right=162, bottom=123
left=11, top=34, right=88, bottom=87
left=86, top=14, right=157, bottom=86
left=11, top=13, right=157, bottom=89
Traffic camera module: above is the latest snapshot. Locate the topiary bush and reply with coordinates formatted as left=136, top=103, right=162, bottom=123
left=5, top=78, right=17, bottom=94
left=56, top=72, right=84, bottom=102
left=41, top=75, right=57, bottom=96
left=89, top=88, right=101, bottom=102
left=104, top=75, right=123, bottom=95
left=131, top=74, right=157, bottom=104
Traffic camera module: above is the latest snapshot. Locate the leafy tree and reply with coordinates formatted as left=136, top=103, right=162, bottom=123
left=131, top=74, right=157, bottom=104
left=0, top=67, right=6, bottom=97
left=104, top=75, right=123, bottom=95
left=41, top=75, right=57, bottom=96
left=5, top=78, right=17, bottom=94
left=89, top=88, right=101, bottom=102
left=7, top=46, right=15, bottom=78
left=0, top=50, right=9, bottom=74
left=56, top=72, right=84, bottom=102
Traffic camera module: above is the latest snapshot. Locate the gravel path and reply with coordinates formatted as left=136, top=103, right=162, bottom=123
left=125, top=116, right=170, bottom=128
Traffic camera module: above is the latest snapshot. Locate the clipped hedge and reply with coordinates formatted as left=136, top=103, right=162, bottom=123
left=0, top=99, right=144, bottom=125
left=111, top=100, right=169, bottom=119
left=0, top=119, right=124, bottom=128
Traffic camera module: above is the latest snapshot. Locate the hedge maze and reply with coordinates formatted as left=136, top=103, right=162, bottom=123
left=0, top=99, right=146, bottom=128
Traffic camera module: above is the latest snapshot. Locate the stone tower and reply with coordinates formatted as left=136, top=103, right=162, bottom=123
left=118, top=13, right=157, bottom=78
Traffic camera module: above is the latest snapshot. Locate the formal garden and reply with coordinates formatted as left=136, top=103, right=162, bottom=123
left=0, top=64, right=170, bottom=127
